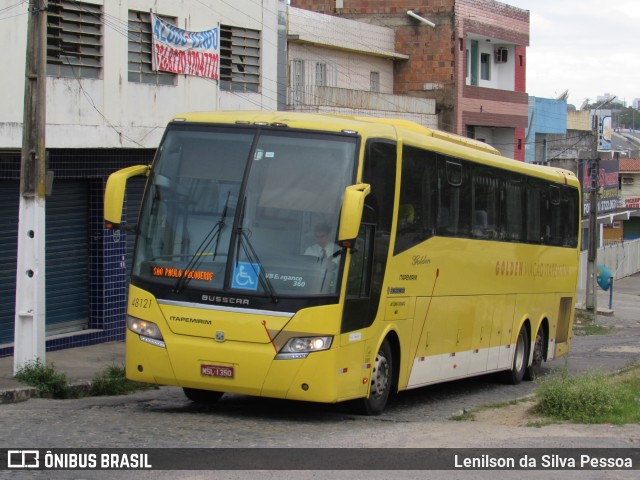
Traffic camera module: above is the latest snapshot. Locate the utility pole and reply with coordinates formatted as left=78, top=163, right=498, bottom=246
left=14, top=0, right=48, bottom=374
left=585, top=124, right=598, bottom=319
left=585, top=96, right=616, bottom=321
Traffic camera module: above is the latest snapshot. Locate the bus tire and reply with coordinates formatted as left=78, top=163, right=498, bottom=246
left=524, top=327, right=546, bottom=381
left=352, top=339, right=394, bottom=415
left=183, top=387, right=223, bottom=404
left=504, top=324, right=529, bottom=385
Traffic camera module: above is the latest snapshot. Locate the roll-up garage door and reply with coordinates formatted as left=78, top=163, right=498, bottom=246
left=45, top=180, right=89, bottom=335
left=0, top=181, right=19, bottom=345
left=0, top=180, right=89, bottom=342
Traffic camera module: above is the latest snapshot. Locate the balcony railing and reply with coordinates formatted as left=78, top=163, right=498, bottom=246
left=287, top=86, right=437, bottom=128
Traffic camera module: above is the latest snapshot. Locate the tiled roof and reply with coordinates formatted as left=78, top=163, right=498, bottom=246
left=620, top=159, right=640, bottom=172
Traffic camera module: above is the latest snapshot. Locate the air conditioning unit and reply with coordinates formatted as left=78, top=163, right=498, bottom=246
left=494, top=47, right=508, bottom=63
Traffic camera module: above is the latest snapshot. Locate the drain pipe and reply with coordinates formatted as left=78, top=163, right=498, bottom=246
left=407, top=10, right=436, bottom=28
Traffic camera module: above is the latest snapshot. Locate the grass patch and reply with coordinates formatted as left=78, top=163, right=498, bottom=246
left=448, top=398, right=526, bottom=422
left=534, top=365, right=640, bottom=425
left=14, top=360, right=73, bottom=399
left=15, top=361, right=151, bottom=399
left=574, top=324, right=614, bottom=336
left=89, top=364, right=150, bottom=396
left=572, top=310, right=614, bottom=336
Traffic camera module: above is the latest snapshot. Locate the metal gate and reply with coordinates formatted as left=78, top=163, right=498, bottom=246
left=0, top=181, right=20, bottom=345
left=45, top=180, right=90, bottom=335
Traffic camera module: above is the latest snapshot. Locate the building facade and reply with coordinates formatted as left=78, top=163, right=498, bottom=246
left=0, top=0, right=280, bottom=356
left=287, top=7, right=437, bottom=126
left=290, top=0, right=529, bottom=160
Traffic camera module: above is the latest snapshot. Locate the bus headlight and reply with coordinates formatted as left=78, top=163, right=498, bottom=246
left=275, top=336, right=333, bottom=360
left=127, top=316, right=165, bottom=347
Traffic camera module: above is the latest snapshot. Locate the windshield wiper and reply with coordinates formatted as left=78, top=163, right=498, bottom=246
left=235, top=227, right=279, bottom=304
left=174, top=192, right=230, bottom=294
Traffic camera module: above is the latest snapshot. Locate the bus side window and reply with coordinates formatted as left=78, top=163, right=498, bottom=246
left=471, top=166, right=499, bottom=239
left=525, top=179, right=543, bottom=244
left=394, top=145, right=436, bottom=255
left=562, top=187, right=579, bottom=248
left=437, top=158, right=470, bottom=237
left=546, top=185, right=563, bottom=246
left=346, top=224, right=374, bottom=297
left=503, top=175, right=524, bottom=242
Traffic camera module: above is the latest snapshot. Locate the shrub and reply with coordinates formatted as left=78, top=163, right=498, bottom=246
left=535, top=369, right=619, bottom=423
left=14, top=360, right=72, bottom=399
left=89, top=364, right=147, bottom=396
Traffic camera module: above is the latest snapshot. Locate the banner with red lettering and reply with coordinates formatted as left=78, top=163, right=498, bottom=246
left=151, top=14, right=219, bottom=80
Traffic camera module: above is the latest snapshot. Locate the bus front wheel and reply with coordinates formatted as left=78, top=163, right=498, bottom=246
left=352, top=339, right=394, bottom=415
left=504, top=325, right=529, bottom=385
left=183, top=387, right=223, bottom=404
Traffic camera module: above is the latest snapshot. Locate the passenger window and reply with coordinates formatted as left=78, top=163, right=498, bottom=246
left=346, top=224, right=374, bottom=298
left=437, top=157, right=470, bottom=237
left=394, top=145, right=437, bottom=255
left=503, top=176, right=524, bottom=241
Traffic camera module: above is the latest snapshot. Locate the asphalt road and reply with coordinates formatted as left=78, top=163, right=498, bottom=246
left=2, top=325, right=639, bottom=480
left=2, top=275, right=639, bottom=479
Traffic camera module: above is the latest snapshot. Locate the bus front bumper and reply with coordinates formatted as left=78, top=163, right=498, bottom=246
left=125, top=330, right=341, bottom=403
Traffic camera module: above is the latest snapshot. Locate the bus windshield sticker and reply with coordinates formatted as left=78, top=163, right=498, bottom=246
left=232, top=262, right=259, bottom=291
left=265, top=272, right=306, bottom=288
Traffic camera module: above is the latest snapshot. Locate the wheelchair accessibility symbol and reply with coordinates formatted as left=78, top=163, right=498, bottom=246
left=232, top=262, right=259, bottom=291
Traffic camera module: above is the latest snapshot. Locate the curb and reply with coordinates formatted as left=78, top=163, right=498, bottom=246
left=574, top=305, right=615, bottom=317
left=0, top=386, right=37, bottom=405
left=0, top=381, right=93, bottom=405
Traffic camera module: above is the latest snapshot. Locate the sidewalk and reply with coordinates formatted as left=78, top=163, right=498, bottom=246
left=0, top=341, right=125, bottom=404
left=1, top=273, right=638, bottom=404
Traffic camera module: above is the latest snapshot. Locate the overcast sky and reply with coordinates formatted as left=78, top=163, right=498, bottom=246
left=501, top=0, right=639, bottom=108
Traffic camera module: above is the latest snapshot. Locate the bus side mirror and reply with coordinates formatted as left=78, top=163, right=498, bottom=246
left=104, top=165, right=149, bottom=229
left=338, top=183, right=371, bottom=246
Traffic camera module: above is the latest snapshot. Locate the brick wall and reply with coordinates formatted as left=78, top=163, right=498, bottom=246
left=292, top=1, right=455, bottom=15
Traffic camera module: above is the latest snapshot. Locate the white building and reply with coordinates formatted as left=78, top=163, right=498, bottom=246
left=0, top=0, right=281, bottom=355
left=286, top=7, right=437, bottom=128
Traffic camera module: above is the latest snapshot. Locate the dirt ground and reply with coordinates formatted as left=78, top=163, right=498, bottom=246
left=471, top=399, right=552, bottom=427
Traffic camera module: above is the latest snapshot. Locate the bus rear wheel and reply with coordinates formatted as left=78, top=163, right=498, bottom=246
left=352, top=339, right=393, bottom=415
left=503, top=324, right=529, bottom=385
left=524, top=327, right=546, bottom=380
left=183, top=387, right=223, bottom=404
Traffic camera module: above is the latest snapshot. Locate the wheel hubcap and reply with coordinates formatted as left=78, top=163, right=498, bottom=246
left=514, top=332, right=525, bottom=371
left=370, top=351, right=389, bottom=400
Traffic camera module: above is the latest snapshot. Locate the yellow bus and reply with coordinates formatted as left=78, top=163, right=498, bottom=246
left=105, top=111, right=580, bottom=415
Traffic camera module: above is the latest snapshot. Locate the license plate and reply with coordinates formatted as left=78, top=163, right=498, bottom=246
left=201, top=364, right=234, bottom=378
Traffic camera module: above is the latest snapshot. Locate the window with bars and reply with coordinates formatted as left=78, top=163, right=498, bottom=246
left=220, top=25, right=260, bottom=92
left=47, top=0, right=102, bottom=79
left=128, top=11, right=176, bottom=85
left=370, top=71, right=380, bottom=93
left=315, top=63, right=327, bottom=87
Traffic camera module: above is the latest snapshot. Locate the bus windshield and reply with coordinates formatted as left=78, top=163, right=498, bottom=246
left=133, top=124, right=358, bottom=299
